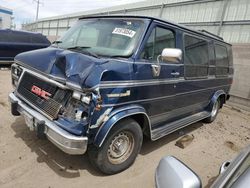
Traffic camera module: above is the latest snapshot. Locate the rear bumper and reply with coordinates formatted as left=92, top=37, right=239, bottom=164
left=9, top=92, right=88, bottom=155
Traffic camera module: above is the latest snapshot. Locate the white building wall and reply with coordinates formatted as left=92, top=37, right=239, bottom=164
left=0, top=6, right=13, bottom=29
left=22, top=0, right=250, bottom=44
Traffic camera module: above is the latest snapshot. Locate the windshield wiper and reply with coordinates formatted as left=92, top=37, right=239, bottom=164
left=67, top=46, right=99, bottom=58
left=108, top=55, right=130, bottom=58
left=52, top=40, right=62, bottom=44
left=52, top=40, right=62, bottom=48
left=67, top=46, right=91, bottom=50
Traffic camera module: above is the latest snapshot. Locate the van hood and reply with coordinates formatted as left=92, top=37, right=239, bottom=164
left=15, top=47, right=109, bottom=90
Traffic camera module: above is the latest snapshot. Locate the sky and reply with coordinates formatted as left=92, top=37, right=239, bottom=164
left=1, top=0, right=144, bottom=28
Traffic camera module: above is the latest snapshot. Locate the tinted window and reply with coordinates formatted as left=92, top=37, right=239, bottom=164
left=184, top=35, right=209, bottom=78
left=31, top=35, right=48, bottom=44
left=10, top=32, right=31, bottom=43
left=140, top=27, right=175, bottom=61
left=0, top=32, right=10, bottom=42
left=215, top=44, right=229, bottom=76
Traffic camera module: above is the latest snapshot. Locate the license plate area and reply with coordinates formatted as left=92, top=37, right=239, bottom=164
left=23, top=111, right=34, bottom=131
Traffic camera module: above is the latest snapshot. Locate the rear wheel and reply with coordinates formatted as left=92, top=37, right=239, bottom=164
left=203, top=99, right=220, bottom=123
left=88, top=118, right=143, bottom=174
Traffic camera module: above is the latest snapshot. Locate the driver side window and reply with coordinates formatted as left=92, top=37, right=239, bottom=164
left=140, top=26, right=175, bottom=61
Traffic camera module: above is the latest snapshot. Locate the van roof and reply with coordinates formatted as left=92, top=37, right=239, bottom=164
left=0, top=29, right=50, bottom=44
left=0, top=29, right=43, bottom=36
left=79, top=15, right=231, bottom=46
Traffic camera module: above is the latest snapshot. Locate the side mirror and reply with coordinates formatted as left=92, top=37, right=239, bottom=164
left=155, top=156, right=202, bottom=188
left=161, top=48, right=182, bottom=63
left=152, top=48, right=182, bottom=77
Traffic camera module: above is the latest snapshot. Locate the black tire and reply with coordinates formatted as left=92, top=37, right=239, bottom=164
left=88, top=118, right=143, bottom=175
left=203, top=99, right=221, bottom=123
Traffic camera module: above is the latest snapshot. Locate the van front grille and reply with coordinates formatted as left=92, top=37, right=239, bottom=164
left=17, top=72, right=68, bottom=119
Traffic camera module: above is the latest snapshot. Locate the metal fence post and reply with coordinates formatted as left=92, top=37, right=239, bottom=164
left=158, top=3, right=164, bottom=18
left=217, top=0, right=231, bottom=36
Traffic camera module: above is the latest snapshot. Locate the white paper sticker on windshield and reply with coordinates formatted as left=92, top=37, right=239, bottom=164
left=112, top=28, right=136, bottom=38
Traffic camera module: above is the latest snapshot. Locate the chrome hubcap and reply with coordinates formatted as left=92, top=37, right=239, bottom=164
left=211, top=101, right=219, bottom=117
left=107, top=131, right=134, bottom=165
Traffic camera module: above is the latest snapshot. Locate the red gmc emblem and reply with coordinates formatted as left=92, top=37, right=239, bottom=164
left=31, top=85, right=51, bottom=100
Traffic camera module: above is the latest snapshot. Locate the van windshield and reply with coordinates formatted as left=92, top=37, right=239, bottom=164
left=56, top=18, right=146, bottom=57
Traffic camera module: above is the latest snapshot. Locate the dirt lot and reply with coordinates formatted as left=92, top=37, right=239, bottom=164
left=0, top=69, right=249, bottom=188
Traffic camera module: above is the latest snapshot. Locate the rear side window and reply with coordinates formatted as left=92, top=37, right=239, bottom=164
left=31, top=35, right=49, bottom=44
left=140, top=27, right=175, bottom=61
left=10, top=32, right=31, bottom=43
left=215, top=44, right=229, bottom=76
left=0, top=33, right=10, bottom=42
left=184, top=35, right=209, bottom=78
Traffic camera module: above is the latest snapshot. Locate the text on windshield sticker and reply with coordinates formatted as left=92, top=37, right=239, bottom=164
left=112, top=28, right=136, bottom=38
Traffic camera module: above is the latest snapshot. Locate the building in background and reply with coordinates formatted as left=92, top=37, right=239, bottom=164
left=0, top=6, right=13, bottom=29
left=22, top=0, right=250, bottom=44
left=22, top=0, right=250, bottom=110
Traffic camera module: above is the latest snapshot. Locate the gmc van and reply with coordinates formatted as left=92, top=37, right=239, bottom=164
left=9, top=16, right=233, bottom=174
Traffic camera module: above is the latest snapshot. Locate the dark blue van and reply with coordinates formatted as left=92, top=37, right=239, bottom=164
left=9, top=16, right=233, bottom=174
left=0, top=29, right=50, bottom=64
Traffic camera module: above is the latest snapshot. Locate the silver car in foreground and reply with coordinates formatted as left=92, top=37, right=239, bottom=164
left=155, top=145, right=250, bottom=188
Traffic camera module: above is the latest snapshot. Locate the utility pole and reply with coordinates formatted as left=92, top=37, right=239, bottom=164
left=33, top=0, right=43, bottom=21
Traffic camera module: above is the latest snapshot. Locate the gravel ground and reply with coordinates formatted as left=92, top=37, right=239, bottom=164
left=0, top=69, right=249, bottom=188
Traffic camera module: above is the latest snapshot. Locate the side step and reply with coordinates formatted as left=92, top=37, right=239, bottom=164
left=151, top=111, right=210, bottom=140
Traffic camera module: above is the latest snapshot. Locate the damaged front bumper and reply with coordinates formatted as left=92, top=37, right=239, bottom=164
left=9, top=92, right=88, bottom=155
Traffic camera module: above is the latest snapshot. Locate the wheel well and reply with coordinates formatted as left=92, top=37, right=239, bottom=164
left=218, top=94, right=226, bottom=108
left=129, top=114, right=151, bottom=138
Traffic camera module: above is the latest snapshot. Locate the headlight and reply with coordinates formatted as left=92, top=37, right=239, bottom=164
left=11, top=65, right=22, bottom=78
left=11, top=64, right=23, bottom=87
left=63, top=96, right=90, bottom=122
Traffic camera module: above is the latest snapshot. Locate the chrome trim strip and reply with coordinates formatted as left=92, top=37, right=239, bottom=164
left=100, top=76, right=232, bottom=84
left=99, top=78, right=182, bottom=88
left=66, top=81, right=82, bottom=91
left=151, top=112, right=210, bottom=141
left=94, top=76, right=232, bottom=89
left=19, top=66, right=69, bottom=89
left=101, top=84, right=231, bottom=107
left=9, top=92, right=88, bottom=155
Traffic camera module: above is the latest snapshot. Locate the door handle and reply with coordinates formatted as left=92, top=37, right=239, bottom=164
left=171, top=72, right=180, bottom=76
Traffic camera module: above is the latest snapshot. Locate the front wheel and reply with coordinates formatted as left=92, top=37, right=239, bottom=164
left=88, top=118, right=143, bottom=174
left=203, top=99, right=220, bottom=123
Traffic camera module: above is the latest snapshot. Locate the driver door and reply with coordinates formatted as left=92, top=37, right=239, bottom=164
left=133, top=22, right=182, bottom=127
